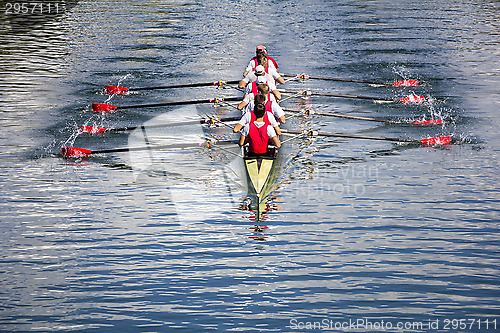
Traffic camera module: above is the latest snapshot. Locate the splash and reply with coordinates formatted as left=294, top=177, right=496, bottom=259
left=61, top=110, right=108, bottom=151
left=103, top=74, right=133, bottom=102
left=392, top=65, right=418, bottom=82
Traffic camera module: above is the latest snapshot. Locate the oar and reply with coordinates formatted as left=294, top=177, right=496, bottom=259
left=79, top=116, right=241, bottom=134
left=282, top=73, right=418, bottom=87
left=279, top=89, right=425, bottom=104
left=282, top=107, right=443, bottom=125
left=105, top=80, right=240, bottom=95
left=281, top=129, right=451, bottom=145
left=92, top=96, right=241, bottom=112
left=61, top=139, right=237, bottom=158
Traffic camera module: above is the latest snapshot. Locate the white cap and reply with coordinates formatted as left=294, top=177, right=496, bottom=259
left=256, top=75, right=267, bottom=84
left=255, top=65, right=265, bottom=75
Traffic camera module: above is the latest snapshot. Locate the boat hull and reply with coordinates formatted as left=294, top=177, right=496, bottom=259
left=243, top=148, right=282, bottom=221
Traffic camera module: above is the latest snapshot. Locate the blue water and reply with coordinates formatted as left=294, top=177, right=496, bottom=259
left=0, top=0, right=499, bottom=332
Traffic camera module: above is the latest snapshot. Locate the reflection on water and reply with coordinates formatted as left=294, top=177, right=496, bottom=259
left=0, top=25, right=69, bottom=106
left=1, top=1, right=80, bottom=32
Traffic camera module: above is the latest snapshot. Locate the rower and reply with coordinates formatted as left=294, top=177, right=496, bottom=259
left=238, top=103, right=281, bottom=157
left=243, top=45, right=280, bottom=77
left=242, top=46, right=286, bottom=86
left=233, top=94, right=281, bottom=135
left=238, top=83, right=275, bottom=111
left=240, top=66, right=282, bottom=101
left=238, top=84, right=285, bottom=124
left=240, top=61, right=284, bottom=90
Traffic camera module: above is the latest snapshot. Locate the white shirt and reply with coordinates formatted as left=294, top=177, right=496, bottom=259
left=242, top=93, right=276, bottom=109
left=241, top=121, right=277, bottom=138
left=242, top=71, right=280, bottom=87
left=243, top=75, right=277, bottom=96
left=245, top=58, right=277, bottom=74
left=238, top=111, right=279, bottom=128
left=242, top=96, right=284, bottom=120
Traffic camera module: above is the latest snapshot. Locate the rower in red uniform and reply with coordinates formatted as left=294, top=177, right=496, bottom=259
left=239, top=103, right=281, bottom=156
left=233, top=94, right=281, bottom=135
left=238, top=84, right=285, bottom=124
left=241, top=47, right=285, bottom=87
left=243, top=45, right=280, bottom=77
left=240, top=66, right=281, bottom=101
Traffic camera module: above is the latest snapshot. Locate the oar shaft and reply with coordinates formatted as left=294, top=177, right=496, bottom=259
left=279, top=89, right=395, bottom=102
left=91, top=143, right=204, bottom=154
left=130, top=80, right=240, bottom=91
left=109, top=116, right=241, bottom=132
left=317, top=132, right=417, bottom=143
left=282, top=107, right=401, bottom=124
left=282, top=73, right=383, bottom=85
left=313, top=91, right=395, bottom=102
left=281, top=129, right=419, bottom=144
left=117, top=96, right=241, bottom=110
left=89, top=139, right=238, bottom=155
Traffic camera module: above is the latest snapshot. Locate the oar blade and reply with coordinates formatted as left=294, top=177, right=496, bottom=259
left=399, top=95, right=425, bottom=104
left=61, top=147, right=92, bottom=158
left=420, top=136, right=451, bottom=145
left=393, top=80, right=418, bottom=86
left=105, top=85, right=129, bottom=95
left=413, top=119, right=443, bottom=125
left=92, top=103, right=118, bottom=112
left=79, top=126, right=107, bottom=133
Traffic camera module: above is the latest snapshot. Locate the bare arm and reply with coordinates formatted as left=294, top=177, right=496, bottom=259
left=272, top=89, right=281, bottom=100
left=239, top=134, right=246, bottom=146
left=238, top=79, right=247, bottom=89
left=274, top=126, right=281, bottom=136
left=276, top=76, right=286, bottom=85
left=271, top=135, right=281, bottom=148
left=237, top=100, right=247, bottom=111
left=233, top=123, right=243, bottom=133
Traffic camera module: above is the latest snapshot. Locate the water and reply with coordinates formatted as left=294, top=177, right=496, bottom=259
left=1, top=0, right=499, bottom=332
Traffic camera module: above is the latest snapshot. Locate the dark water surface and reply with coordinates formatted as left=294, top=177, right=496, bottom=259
left=0, top=0, right=499, bottom=332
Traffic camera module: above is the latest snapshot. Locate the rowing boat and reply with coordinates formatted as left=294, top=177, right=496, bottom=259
left=63, top=69, right=451, bottom=229
left=242, top=146, right=282, bottom=222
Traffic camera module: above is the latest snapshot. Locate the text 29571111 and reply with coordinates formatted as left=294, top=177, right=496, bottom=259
left=4, top=2, right=63, bottom=15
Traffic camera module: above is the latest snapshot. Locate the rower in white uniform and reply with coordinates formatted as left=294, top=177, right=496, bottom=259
left=238, top=83, right=285, bottom=124
left=239, top=66, right=281, bottom=101
left=233, top=93, right=282, bottom=135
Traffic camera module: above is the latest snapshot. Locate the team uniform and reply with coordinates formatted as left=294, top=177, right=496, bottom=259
left=241, top=121, right=278, bottom=155
left=240, top=92, right=276, bottom=112
left=238, top=109, right=279, bottom=129
left=241, top=93, right=284, bottom=121
left=244, top=56, right=279, bottom=75
left=242, top=75, right=277, bottom=96
left=242, top=68, right=281, bottom=86
left=244, top=57, right=279, bottom=75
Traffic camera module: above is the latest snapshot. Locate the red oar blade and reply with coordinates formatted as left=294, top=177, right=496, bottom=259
left=399, top=95, right=425, bottom=104
left=420, top=136, right=451, bottom=145
left=79, top=126, right=107, bottom=133
left=92, top=103, right=118, bottom=112
left=61, top=147, right=92, bottom=158
left=105, top=85, right=129, bottom=95
left=413, top=119, right=443, bottom=125
left=393, top=80, right=418, bottom=86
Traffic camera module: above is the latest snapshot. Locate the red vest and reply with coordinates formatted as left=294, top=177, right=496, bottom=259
left=248, top=122, right=269, bottom=154
left=250, top=110, right=270, bottom=125
left=251, top=56, right=279, bottom=72
left=251, top=80, right=273, bottom=96
left=265, top=99, right=273, bottom=113
left=251, top=81, right=258, bottom=95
